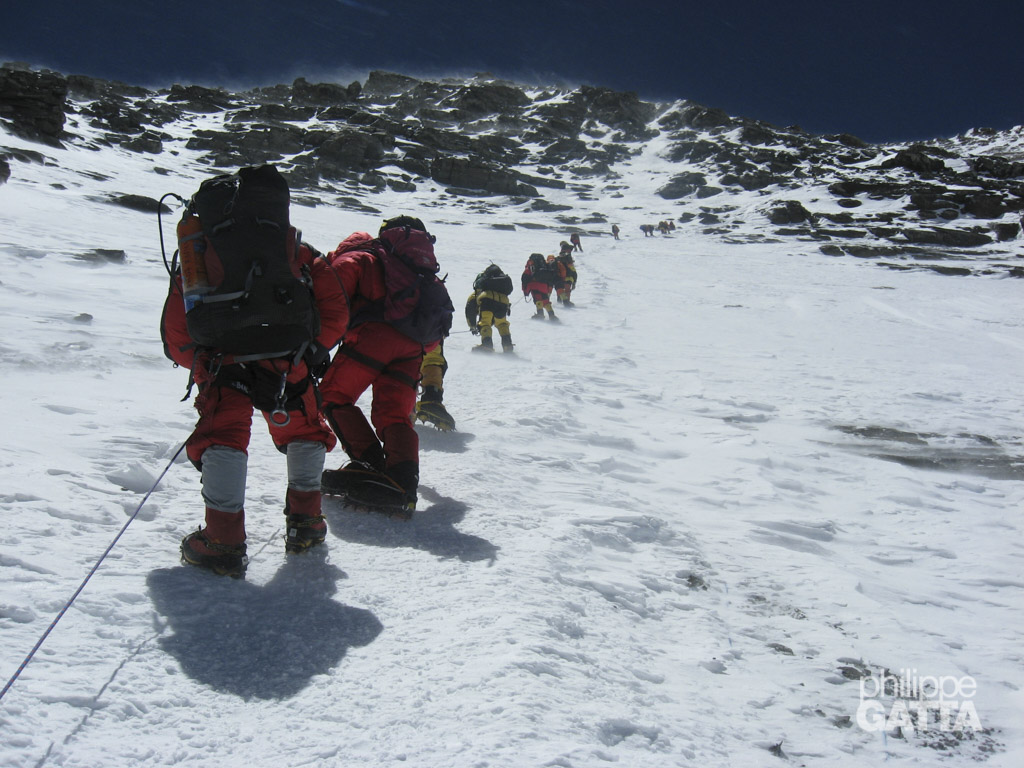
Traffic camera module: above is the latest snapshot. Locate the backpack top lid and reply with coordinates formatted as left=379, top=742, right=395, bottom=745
left=192, top=164, right=290, bottom=232
left=380, top=215, right=427, bottom=235
left=378, top=223, right=439, bottom=275
left=482, top=263, right=505, bottom=278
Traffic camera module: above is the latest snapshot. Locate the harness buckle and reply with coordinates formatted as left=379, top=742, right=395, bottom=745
left=270, top=369, right=291, bottom=427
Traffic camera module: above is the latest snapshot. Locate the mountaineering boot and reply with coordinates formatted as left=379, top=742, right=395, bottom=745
left=531, top=310, right=545, bottom=320
left=501, top=334, right=515, bottom=353
left=181, top=531, right=247, bottom=577
left=284, top=488, right=327, bottom=553
left=415, top=400, right=456, bottom=431
left=414, top=385, right=456, bottom=430
left=321, top=459, right=388, bottom=496
left=546, top=308, right=559, bottom=322
left=344, top=477, right=416, bottom=518
left=472, top=335, right=494, bottom=353
left=344, top=461, right=418, bottom=519
left=180, top=507, right=247, bottom=578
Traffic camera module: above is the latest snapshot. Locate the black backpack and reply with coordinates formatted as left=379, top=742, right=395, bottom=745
left=177, top=165, right=319, bottom=360
left=474, top=265, right=513, bottom=295
left=525, top=253, right=555, bottom=285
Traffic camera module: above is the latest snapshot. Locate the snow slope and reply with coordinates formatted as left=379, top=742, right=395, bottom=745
left=1, top=117, right=1022, bottom=768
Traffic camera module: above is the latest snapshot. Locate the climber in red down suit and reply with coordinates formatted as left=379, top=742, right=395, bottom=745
left=318, top=217, right=452, bottom=515
left=162, top=240, right=348, bottom=576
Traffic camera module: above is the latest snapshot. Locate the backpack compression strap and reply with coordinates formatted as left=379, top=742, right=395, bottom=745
left=334, top=345, right=421, bottom=389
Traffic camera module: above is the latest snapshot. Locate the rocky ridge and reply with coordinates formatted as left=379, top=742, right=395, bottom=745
left=2, top=62, right=1023, bottom=277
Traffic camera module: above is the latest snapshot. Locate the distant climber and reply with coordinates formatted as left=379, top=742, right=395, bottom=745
left=553, top=251, right=577, bottom=307
left=521, top=252, right=558, bottom=321
left=466, top=263, right=515, bottom=353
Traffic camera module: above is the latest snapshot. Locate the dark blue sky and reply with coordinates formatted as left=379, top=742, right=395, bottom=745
left=2, top=0, right=1021, bottom=143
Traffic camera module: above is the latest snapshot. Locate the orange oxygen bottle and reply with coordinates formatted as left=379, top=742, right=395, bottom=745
left=177, top=212, right=210, bottom=312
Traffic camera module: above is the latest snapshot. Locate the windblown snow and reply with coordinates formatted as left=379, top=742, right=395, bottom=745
left=0, top=105, right=1022, bottom=768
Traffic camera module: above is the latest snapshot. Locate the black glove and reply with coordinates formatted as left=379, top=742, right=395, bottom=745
left=470, top=326, right=480, bottom=336
left=303, top=342, right=332, bottom=378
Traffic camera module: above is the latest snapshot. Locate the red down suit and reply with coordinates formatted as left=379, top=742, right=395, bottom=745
left=317, top=231, right=441, bottom=489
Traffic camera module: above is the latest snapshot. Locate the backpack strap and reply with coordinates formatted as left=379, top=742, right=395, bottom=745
left=335, top=345, right=421, bottom=389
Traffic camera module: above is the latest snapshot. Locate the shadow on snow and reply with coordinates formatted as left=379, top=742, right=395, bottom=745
left=415, top=426, right=475, bottom=453
left=324, top=486, right=499, bottom=565
left=146, top=555, right=382, bottom=700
